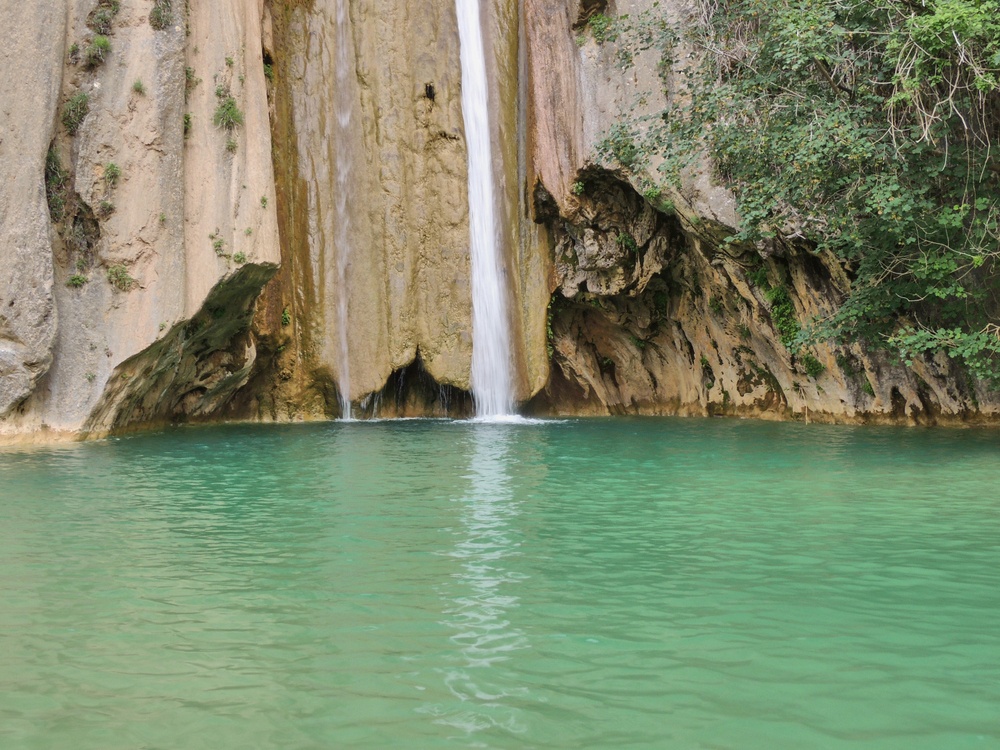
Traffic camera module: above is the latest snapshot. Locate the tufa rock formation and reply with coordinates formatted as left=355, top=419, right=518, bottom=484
left=0, top=0, right=996, bottom=443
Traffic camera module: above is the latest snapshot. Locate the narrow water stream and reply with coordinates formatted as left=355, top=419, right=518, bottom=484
left=333, top=0, right=354, bottom=418
left=456, top=0, right=516, bottom=418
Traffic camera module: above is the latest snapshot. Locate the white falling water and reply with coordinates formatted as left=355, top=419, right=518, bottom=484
left=456, top=0, right=516, bottom=418
left=334, top=0, right=353, bottom=419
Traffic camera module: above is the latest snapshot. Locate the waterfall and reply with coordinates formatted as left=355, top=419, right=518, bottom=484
left=456, top=0, right=516, bottom=418
left=334, top=0, right=353, bottom=419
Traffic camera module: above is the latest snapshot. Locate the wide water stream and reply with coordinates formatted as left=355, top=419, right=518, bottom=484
left=1, top=419, right=998, bottom=748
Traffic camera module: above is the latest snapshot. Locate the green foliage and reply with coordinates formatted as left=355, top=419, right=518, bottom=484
left=62, top=92, right=90, bottom=135
left=611, top=0, right=1000, bottom=382
left=85, top=35, right=111, bottom=68
left=104, top=162, right=121, bottom=188
left=588, top=13, right=616, bottom=44
left=185, top=66, right=200, bottom=100
left=571, top=181, right=585, bottom=196
left=765, top=286, right=800, bottom=348
left=891, top=325, right=1000, bottom=383
left=96, top=200, right=115, bottom=219
left=90, top=9, right=114, bottom=35
left=213, top=95, right=244, bottom=130
left=68, top=274, right=88, bottom=288
left=225, top=56, right=234, bottom=68
left=260, top=196, right=268, bottom=209
left=597, top=122, right=640, bottom=169
left=233, top=251, right=247, bottom=264
left=183, top=112, right=192, bottom=137
left=89, top=0, right=119, bottom=35
left=149, top=0, right=172, bottom=31
left=263, top=62, right=274, bottom=81
left=45, top=149, right=70, bottom=222
left=281, top=307, right=291, bottom=327
left=629, top=334, right=647, bottom=350
left=209, top=229, right=225, bottom=255
left=132, top=79, right=145, bottom=95
left=107, top=264, right=136, bottom=292
left=747, top=264, right=769, bottom=289
left=709, top=296, right=724, bottom=315
left=226, top=136, right=238, bottom=154
left=616, top=231, right=639, bottom=256
left=800, top=353, right=826, bottom=378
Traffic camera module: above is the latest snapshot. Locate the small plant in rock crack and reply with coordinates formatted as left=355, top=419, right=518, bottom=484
left=213, top=84, right=244, bottom=130
left=62, top=92, right=90, bottom=135
left=85, top=35, right=111, bottom=68
left=45, top=148, right=71, bottom=222
left=209, top=229, right=225, bottom=255
left=104, top=162, right=121, bottom=189
left=68, top=274, right=89, bottom=288
left=90, top=8, right=114, bottom=34
left=132, top=79, right=145, bottom=95
left=88, top=1, right=119, bottom=35
left=96, top=200, right=115, bottom=219
left=185, top=66, right=200, bottom=100
left=149, top=0, right=173, bottom=31
left=233, top=252, right=247, bottom=264
left=107, top=264, right=136, bottom=292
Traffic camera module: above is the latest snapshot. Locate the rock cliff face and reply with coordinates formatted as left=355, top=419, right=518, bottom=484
left=522, top=0, right=1000, bottom=424
left=243, top=0, right=548, bottom=420
left=1, top=0, right=996, bottom=443
left=1, top=0, right=280, bottom=441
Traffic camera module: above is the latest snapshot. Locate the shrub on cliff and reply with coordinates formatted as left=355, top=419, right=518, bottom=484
left=213, top=96, right=244, bottom=130
left=604, top=0, right=1000, bottom=381
left=85, top=35, right=111, bottom=68
left=150, top=0, right=172, bottom=31
left=62, top=92, right=90, bottom=135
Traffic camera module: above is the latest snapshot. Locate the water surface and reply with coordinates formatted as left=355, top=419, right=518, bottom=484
left=1, top=419, right=998, bottom=748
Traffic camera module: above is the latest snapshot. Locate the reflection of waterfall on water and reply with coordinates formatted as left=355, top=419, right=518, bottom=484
left=333, top=0, right=353, bottom=419
left=427, top=427, right=530, bottom=736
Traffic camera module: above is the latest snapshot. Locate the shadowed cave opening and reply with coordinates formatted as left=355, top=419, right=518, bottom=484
left=355, top=354, right=472, bottom=419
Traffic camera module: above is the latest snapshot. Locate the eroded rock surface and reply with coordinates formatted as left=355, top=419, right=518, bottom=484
left=524, top=0, right=999, bottom=424
left=0, top=4, right=66, bottom=417
left=1, top=0, right=281, bottom=441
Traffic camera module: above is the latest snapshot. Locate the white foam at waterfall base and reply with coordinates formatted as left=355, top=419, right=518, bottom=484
left=456, top=0, right=516, bottom=419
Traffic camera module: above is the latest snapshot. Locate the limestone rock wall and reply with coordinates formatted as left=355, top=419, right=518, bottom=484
left=3, top=0, right=997, bottom=442
left=524, top=0, right=1000, bottom=424
left=0, top=4, right=66, bottom=420
left=248, top=0, right=547, bottom=419
left=1, top=0, right=281, bottom=442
